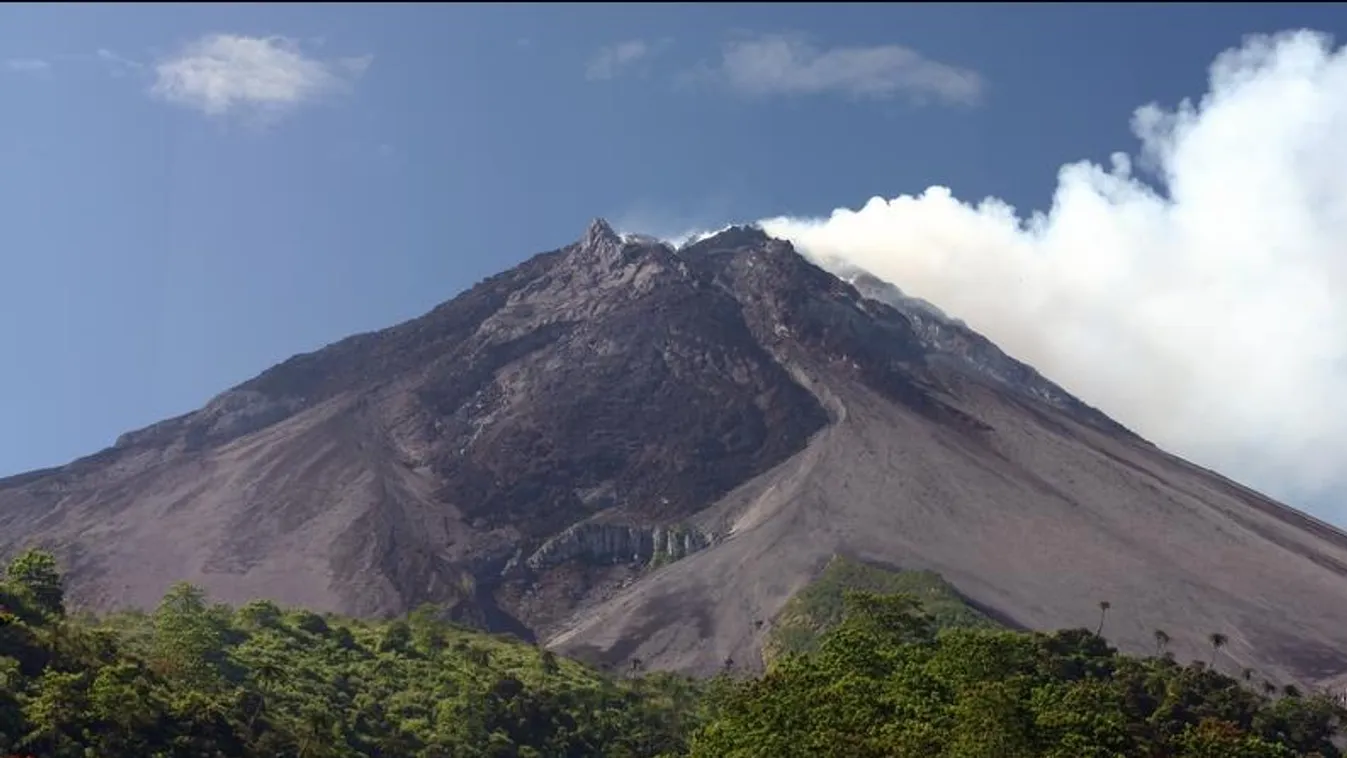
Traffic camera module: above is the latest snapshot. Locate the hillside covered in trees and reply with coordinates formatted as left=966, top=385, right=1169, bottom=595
left=1, top=548, right=1343, bottom=757
left=762, top=556, right=999, bottom=664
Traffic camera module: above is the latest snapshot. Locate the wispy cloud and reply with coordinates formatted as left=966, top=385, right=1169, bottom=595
left=149, top=34, right=371, bottom=119
left=702, top=33, right=983, bottom=105
left=337, top=54, right=373, bottom=77
left=585, top=39, right=664, bottom=81
left=4, top=58, right=51, bottom=73
left=95, top=48, right=144, bottom=78
left=4, top=50, right=142, bottom=78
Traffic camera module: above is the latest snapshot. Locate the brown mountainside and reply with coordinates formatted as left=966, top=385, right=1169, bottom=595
left=5, top=219, right=1347, bottom=689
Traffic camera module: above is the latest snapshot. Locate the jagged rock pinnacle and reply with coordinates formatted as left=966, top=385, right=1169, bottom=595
left=582, top=217, right=620, bottom=248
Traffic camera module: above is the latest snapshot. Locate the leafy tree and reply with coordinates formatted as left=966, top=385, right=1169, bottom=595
left=407, top=603, right=448, bottom=653
left=236, top=599, right=283, bottom=630
left=291, top=610, right=329, bottom=636
left=151, top=582, right=226, bottom=689
left=5, top=549, right=64, bottom=618
left=379, top=620, right=413, bottom=654
left=20, top=668, right=88, bottom=757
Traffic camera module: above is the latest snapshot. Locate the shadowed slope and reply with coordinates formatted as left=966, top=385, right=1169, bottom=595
left=549, top=357, right=1347, bottom=688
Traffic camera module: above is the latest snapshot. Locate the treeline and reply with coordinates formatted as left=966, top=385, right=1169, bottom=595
left=1, top=548, right=1343, bottom=757
left=691, top=592, right=1345, bottom=757
left=0, top=549, right=696, bottom=757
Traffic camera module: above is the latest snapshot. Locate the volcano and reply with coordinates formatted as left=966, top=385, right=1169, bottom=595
left=5, top=218, right=1347, bottom=689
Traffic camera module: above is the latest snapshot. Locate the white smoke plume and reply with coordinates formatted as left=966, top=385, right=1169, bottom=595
left=757, top=30, right=1347, bottom=518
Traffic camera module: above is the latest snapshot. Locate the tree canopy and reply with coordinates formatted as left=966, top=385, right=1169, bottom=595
left=0, top=549, right=1341, bottom=757
left=689, top=590, right=1344, bottom=758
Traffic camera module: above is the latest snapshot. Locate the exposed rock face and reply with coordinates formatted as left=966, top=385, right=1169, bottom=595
left=521, top=521, right=711, bottom=572
left=7, top=217, right=1347, bottom=691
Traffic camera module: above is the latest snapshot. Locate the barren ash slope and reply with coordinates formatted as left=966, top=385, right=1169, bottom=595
left=5, top=219, right=1347, bottom=689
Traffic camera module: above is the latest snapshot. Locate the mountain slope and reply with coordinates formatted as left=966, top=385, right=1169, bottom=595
left=5, top=219, right=1347, bottom=691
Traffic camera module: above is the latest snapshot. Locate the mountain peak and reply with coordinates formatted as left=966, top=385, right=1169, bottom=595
left=679, top=224, right=773, bottom=255
left=581, top=217, right=620, bottom=248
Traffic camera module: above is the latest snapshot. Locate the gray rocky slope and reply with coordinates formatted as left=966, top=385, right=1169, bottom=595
left=5, top=219, right=1347, bottom=689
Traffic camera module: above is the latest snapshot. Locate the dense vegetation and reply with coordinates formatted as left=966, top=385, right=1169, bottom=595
left=2, top=548, right=1343, bottom=757
left=763, top=556, right=996, bottom=663
left=0, top=549, right=697, bottom=757
left=695, top=591, right=1345, bottom=757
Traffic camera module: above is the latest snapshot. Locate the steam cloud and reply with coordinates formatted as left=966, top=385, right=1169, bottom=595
left=757, top=30, right=1347, bottom=518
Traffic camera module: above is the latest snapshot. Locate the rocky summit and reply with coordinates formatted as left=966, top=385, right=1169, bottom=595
left=6, top=219, right=1347, bottom=689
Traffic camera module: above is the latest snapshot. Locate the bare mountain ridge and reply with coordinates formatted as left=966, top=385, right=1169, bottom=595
left=6, top=219, right=1347, bottom=689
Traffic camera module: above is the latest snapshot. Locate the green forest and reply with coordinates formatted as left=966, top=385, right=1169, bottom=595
left=1, top=547, right=1343, bottom=757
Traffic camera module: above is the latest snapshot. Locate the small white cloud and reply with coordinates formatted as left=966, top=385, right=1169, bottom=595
left=586, top=39, right=659, bottom=81
left=150, top=34, right=371, bottom=118
left=707, top=33, right=983, bottom=105
left=4, top=58, right=50, bottom=73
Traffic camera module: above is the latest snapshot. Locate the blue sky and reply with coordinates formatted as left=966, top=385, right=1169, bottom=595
left=3, top=4, right=1347, bottom=518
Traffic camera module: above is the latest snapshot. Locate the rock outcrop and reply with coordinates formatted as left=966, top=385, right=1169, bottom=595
left=521, top=521, right=712, bottom=572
